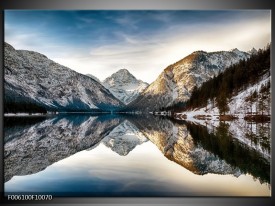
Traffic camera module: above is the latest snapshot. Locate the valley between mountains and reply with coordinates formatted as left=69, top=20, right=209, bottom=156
left=4, top=42, right=270, bottom=122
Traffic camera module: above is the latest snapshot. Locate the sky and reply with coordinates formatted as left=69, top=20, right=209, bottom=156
left=5, top=10, right=271, bottom=83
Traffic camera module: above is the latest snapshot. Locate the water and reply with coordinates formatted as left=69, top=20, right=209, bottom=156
left=4, top=114, right=270, bottom=196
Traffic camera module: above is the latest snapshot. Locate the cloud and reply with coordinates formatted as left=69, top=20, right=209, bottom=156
left=5, top=11, right=271, bottom=84
left=114, top=15, right=139, bottom=30
left=65, top=14, right=269, bottom=83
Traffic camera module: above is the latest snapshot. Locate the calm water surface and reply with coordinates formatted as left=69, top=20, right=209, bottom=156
left=4, top=114, right=270, bottom=196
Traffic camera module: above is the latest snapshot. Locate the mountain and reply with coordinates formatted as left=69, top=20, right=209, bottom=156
left=128, top=49, right=250, bottom=111
left=4, top=42, right=124, bottom=113
left=102, top=69, right=148, bottom=105
left=102, top=120, right=148, bottom=156
left=179, top=45, right=270, bottom=113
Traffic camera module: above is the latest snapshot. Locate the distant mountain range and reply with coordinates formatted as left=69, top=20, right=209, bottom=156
left=4, top=42, right=254, bottom=113
left=128, top=49, right=250, bottom=111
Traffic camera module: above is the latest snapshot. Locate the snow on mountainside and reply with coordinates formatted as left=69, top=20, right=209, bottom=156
left=102, top=120, right=148, bottom=156
left=178, top=74, right=271, bottom=118
left=103, top=69, right=149, bottom=105
left=129, top=49, right=250, bottom=111
left=4, top=42, right=124, bottom=112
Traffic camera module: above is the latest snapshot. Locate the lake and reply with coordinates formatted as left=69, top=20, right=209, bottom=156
left=4, top=114, right=270, bottom=196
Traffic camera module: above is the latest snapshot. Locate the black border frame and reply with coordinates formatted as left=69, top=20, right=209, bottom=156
left=0, top=0, right=273, bottom=205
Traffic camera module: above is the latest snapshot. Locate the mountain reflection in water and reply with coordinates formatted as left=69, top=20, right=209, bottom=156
left=4, top=114, right=123, bottom=182
left=4, top=114, right=270, bottom=196
left=127, top=116, right=270, bottom=184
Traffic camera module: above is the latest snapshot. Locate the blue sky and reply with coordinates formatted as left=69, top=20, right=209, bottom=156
left=5, top=10, right=271, bottom=83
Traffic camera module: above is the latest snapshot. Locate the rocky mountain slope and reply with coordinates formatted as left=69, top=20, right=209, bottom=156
left=4, top=42, right=124, bottom=112
left=128, top=49, right=250, bottom=111
left=102, top=69, right=148, bottom=105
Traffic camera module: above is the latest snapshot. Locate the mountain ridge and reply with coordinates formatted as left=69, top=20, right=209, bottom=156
left=127, top=48, right=250, bottom=111
left=4, top=42, right=124, bottom=113
left=4, top=42, right=254, bottom=113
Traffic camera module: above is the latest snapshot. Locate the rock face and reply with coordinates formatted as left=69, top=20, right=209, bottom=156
left=4, top=115, right=123, bottom=182
left=4, top=42, right=124, bottom=112
left=102, top=120, right=148, bottom=156
left=102, top=69, right=148, bottom=105
left=129, top=49, right=250, bottom=111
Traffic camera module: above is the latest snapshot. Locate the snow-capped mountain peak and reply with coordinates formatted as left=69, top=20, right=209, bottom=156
left=231, top=48, right=240, bottom=53
left=106, top=69, right=137, bottom=84
left=103, top=69, right=148, bottom=105
left=230, top=48, right=247, bottom=57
